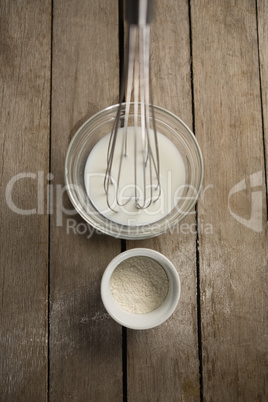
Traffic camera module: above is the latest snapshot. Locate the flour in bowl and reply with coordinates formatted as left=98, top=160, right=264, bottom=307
left=110, top=256, right=169, bottom=314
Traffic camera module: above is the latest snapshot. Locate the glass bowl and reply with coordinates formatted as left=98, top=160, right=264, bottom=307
left=65, top=103, right=203, bottom=239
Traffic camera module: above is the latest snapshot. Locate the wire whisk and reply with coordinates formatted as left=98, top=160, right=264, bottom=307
left=104, top=0, right=161, bottom=212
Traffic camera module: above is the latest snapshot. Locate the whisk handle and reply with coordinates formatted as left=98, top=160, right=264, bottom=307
left=125, top=0, right=154, bottom=26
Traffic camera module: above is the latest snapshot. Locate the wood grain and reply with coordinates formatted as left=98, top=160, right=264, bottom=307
left=258, top=0, right=268, bottom=191
left=0, top=0, right=51, bottom=400
left=49, top=0, right=122, bottom=400
left=1, top=0, right=267, bottom=400
left=126, top=1, right=201, bottom=400
left=191, top=0, right=268, bottom=400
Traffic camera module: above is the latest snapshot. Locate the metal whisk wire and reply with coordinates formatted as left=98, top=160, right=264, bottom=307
left=104, top=0, right=160, bottom=211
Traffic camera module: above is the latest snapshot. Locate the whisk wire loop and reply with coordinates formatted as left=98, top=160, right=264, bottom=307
left=104, top=16, right=161, bottom=211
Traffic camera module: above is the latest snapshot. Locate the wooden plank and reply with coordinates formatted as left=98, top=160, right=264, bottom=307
left=258, top=0, right=268, bottom=188
left=191, top=0, right=268, bottom=400
left=49, top=1, right=122, bottom=400
left=126, top=1, right=201, bottom=400
left=0, top=0, right=51, bottom=400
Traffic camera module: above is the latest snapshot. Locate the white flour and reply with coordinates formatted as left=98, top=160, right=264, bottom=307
left=110, top=256, right=169, bottom=314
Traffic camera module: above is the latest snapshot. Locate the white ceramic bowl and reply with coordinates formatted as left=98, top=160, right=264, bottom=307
left=101, top=248, right=181, bottom=330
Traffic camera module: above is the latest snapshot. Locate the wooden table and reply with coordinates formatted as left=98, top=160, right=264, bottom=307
left=1, top=0, right=267, bottom=400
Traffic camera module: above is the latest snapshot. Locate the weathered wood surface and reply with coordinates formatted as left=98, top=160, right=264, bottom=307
left=191, top=0, right=268, bottom=401
left=49, top=0, right=122, bottom=400
left=126, top=0, right=201, bottom=400
left=258, top=0, right=268, bottom=183
left=0, top=0, right=51, bottom=400
left=0, top=0, right=267, bottom=401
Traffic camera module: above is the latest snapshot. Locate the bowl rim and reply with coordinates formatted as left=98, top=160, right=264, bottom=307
left=65, top=103, right=204, bottom=239
left=100, top=248, right=181, bottom=330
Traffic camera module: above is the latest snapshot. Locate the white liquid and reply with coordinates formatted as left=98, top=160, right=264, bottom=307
left=84, top=127, right=185, bottom=226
